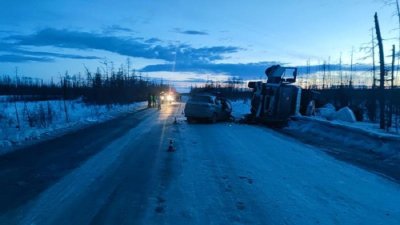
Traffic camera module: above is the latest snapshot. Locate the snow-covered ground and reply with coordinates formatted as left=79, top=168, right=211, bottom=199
left=314, top=104, right=400, bottom=137
left=295, top=116, right=400, bottom=140
left=230, top=99, right=251, bottom=119
left=0, top=95, right=10, bottom=102
left=230, top=98, right=400, bottom=138
left=165, top=121, right=400, bottom=225
left=0, top=102, right=399, bottom=225
left=0, top=98, right=146, bottom=153
left=230, top=99, right=400, bottom=158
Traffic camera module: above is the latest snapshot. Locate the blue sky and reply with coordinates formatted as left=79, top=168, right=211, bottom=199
left=0, top=0, right=398, bottom=88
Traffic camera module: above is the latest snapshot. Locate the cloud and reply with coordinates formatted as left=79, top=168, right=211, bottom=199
left=142, top=61, right=374, bottom=78
left=0, top=42, right=102, bottom=62
left=1, top=28, right=374, bottom=78
left=142, top=61, right=281, bottom=77
left=180, top=78, right=209, bottom=83
left=0, top=42, right=16, bottom=51
left=104, top=25, right=134, bottom=33
left=144, top=38, right=161, bottom=44
left=6, top=28, right=373, bottom=78
left=173, top=28, right=209, bottom=35
left=296, top=63, right=372, bottom=75
left=15, top=49, right=102, bottom=60
left=6, top=28, right=238, bottom=64
left=0, top=54, right=53, bottom=63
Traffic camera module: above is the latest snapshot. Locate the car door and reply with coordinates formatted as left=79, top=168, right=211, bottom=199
left=212, top=98, right=223, bottom=119
left=224, top=100, right=232, bottom=115
left=220, top=99, right=232, bottom=119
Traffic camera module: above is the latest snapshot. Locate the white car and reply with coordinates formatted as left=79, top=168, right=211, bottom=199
left=184, top=94, right=232, bottom=123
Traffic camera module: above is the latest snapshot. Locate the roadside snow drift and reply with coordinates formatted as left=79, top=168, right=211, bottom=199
left=0, top=98, right=146, bottom=154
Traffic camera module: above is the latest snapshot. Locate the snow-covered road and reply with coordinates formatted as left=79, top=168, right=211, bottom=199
left=0, top=103, right=399, bottom=225
left=166, top=121, right=400, bottom=225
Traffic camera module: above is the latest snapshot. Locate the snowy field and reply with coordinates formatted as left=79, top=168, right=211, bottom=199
left=0, top=98, right=146, bottom=153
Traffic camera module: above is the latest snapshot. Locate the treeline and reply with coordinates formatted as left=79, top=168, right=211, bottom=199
left=190, top=78, right=252, bottom=99
left=0, top=68, right=170, bottom=105
left=302, top=86, right=400, bottom=127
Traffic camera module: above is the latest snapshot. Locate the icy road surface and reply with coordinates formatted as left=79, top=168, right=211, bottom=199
left=0, top=103, right=399, bottom=225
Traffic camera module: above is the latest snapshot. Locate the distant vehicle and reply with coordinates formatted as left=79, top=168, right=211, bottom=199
left=247, top=65, right=301, bottom=125
left=184, top=94, right=232, bottom=123
left=160, top=91, right=175, bottom=104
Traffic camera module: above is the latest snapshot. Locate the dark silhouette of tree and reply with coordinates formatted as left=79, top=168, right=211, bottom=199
left=0, top=62, right=170, bottom=105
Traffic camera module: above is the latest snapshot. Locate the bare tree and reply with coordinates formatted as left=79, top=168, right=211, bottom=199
left=375, top=12, right=386, bottom=129
left=372, top=28, right=377, bottom=88
left=382, top=0, right=400, bottom=85
left=339, top=53, right=343, bottom=86
left=349, top=47, right=354, bottom=87
left=61, top=74, right=70, bottom=123
left=14, top=102, right=20, bottom=130
left=126, top=58, right=131, bottom=79
left=322, top=61, right=327, bottom=89
left=388, top=45, right=396, bottom=128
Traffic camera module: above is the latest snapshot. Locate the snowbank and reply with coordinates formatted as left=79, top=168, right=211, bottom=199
left=230, top=99, right=251, bottom=118
left=230, top=100, right=399, bottom=157
left=335, top=107, right=357, bottom=122
left=0, top=99, right=146, bottom=154
left=317, top=105, right=356, bottom=122
left=289, top=116, right=400, bottom=157
left=317, top=104, right=336, bottom=120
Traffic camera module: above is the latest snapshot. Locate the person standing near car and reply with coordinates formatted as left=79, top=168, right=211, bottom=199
left=152, top=94, right=156, bottom=107
left=221, top=99, right=227, bottom=111
left=157, top=95, right=161, bottom=110
left=147, top=93, right=152, bottom=108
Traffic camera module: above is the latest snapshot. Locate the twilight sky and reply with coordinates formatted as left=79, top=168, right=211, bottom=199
left=0, top=0, right=398, bottom=88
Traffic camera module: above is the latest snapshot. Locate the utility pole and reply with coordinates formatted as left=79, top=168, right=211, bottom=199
left=306, top=59, right=310, bottom=89
left=15, top=66, right=19, bottom=88
left=350, top=47, right=354, bottom=87
left=322, top=61, right=326, bottom=89
left=396, top=0, right=400, bottom=86
left=389, top=44, right=396, bottom=128
left=339, top=53, right=343, bottom=86
left=126, top=58, right=131, bottom=80
left=392, top=45, right=395, bottom=89
left=372, top=28, right=376, bottom=89
left=13, top=66, right=20, bottom=130
left=328, top=56, right=331, bottom=88
left=375, top=12, right=386, bottom=130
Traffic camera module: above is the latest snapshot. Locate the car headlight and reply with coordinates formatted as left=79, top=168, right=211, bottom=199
left=166, top=95, right=174, bottom=101
left=160, top=96, right=165, bottom=100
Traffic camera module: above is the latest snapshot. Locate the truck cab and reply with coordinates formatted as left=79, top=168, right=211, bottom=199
left=248, top=65, right=301, bottom=125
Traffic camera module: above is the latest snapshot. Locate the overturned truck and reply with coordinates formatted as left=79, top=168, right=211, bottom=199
left=247, top=65, right=301, bottom=125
